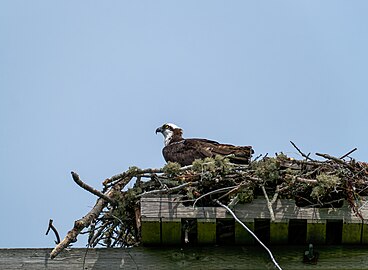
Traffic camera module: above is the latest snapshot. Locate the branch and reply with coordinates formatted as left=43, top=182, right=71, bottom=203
left=137, top=181, right=199, bottom=198
left=71, top=171, right=115, bottom=205
left=295, top=177, right=318, bottom=184
left=340, top=148, right=358, bottom=160
left=192, top=186, right=237, bottom=208
left=316, top=153, right=355, bottom=170
left=261, top=185, right=276, bottom=222
left=45, top=219, right=60, bottom=244
left=290, top=141, right=314, bottom=161
left=215, top=200, right=282, bottom=270
left=50, top=174, right=132, bottom=259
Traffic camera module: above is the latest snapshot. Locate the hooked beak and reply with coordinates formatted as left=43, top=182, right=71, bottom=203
left=155, top=127, right=163, bottom=134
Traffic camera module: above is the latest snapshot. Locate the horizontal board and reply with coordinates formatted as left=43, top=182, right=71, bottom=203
left=141, top=196, right=368, bottom=222
left=2, top=246, right=368, bottom=270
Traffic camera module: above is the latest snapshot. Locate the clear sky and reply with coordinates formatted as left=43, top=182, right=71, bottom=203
left=1, top=1, right=367, bottom=248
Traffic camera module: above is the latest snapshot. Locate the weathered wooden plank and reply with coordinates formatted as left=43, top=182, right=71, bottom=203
left=141, top=196, right=368, bottom=222
left=2, top=246, right=368, bottom=269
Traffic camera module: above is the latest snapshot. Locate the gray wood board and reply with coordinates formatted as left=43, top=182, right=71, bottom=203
left=1, top=246, right=368, bottom=270
left=141, top=196, right=368, bottom=222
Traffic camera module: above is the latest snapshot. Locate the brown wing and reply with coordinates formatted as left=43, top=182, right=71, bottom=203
left=163, top=138, right=253, bottom=166
left=189, top=139, right=253, bottom=164
left=162, top=139, right=209, bottom=166
left=208, top=143, right=254, bottom=164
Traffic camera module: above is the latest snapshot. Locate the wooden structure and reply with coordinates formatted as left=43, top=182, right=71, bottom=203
left=2, top=246, right=368, bottom=269
left=141, top=196, right=368, bottom=245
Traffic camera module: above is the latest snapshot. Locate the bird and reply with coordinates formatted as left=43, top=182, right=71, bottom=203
left=303, top=244, right=319, bottom=264
left=155, top=123, right=254, bottom=166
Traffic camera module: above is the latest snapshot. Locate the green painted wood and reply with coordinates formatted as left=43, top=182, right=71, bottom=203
left=270, top=221, right=289, bottom=244
left=161, top=220, right=181, bottom=244
left=197, top=219, right=216, bottom=244
left=141, top=220, right=161, bottom=245
left=362, top=221, right=368, bottom=244
left=235, top=221, right=254, bottom=244
left=307, top=220, right=326, bottom=244
left=342, top=222, right=362, bottom=244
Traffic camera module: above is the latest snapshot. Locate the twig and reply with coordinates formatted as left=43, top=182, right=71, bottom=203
left=316, top=153, right=355, bottom=170
left=340, top=148, right=358, bottom=160
left=89, top=222, right=111, bottom=247
left=46, top=219, right=61, bottom=244
left=295, top=177, right=318, bottom=184
left=192, top=186, right=237, bottom=208
left=253, top=153, right=263, bottom=162
left=215, top=200, right=282, bottom=270
left=50, top=174, right=132, bottom=258
left=217, top=181, right=250, bottom=200
left=103, top=168, right=163, bottom=187
left=261, top=185, right=276, bottom=222
left=50, top=198, right=107, bottom=259
left=71, top=171, right=115, bottom=205
left=137, top=181, right=199, bottom=198
left=290, top=141, right=314, bottom=161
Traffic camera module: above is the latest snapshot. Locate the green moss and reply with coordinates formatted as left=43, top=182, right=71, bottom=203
left=310, top=173, right=341, bottom=200
left=163, top=162, right=181, bottom=177
left=254, top=157, right=281, bottom=183
left=237, top=188, right=254, bottom=203
left=192, top=157, right=216, bottom=173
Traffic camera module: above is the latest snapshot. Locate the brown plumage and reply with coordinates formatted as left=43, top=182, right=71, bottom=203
left=155, top=123, right=254, bottom=166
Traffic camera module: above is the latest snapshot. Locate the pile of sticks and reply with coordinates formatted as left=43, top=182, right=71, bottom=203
left=49, top=143, right=368, bottom=259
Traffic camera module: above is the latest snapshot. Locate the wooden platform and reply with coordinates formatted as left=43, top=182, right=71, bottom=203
left=2, top=246, right=368, bottom=269
left=140, top=196, right=368, bottom=245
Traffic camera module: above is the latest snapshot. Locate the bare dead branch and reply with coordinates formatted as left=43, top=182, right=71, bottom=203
left=137, top=181, right=199, bottom=198
left=50, top=197, right=107, bottom=259
left=316, top=153, right=355, bottom=170
left=261, top=185, right=276, bottom=222
left=290, top=141, right=315, bottom=161
left=46, top=219, right=60, bottom=244
left=340, top=148, right=358, bottom=160
left=71, top=171, right=115, bottom=205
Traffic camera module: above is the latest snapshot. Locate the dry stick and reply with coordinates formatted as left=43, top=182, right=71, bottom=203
left=295, top=177, right=318, bottom=184
left=71, top=171, right=115, bottom=205
left=316, top=153, right=356, bottom=170
left=137, top=181, right=199, bottom=198
left=50, top=175, right=132, bottom=259
left=215, top=200, right=283, bottom=270
left=217, top=181, right=250, bottom=201
left=290, top=141, right=315, bottom=161
left=192, top=186, right=237, bottom=208
left=261, top=185, right=276, bottom=222
left=50, top=197, right=107, bottom=259
left=103, top=168, right=163, bottom=187
left=89, top=222, right=111, bottom=247
left=340, top=147, right=358, bottom=160
left=46, top=219, right=61, bottom=244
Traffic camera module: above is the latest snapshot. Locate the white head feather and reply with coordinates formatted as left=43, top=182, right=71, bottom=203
left=157, top=123, right=182, bottom=146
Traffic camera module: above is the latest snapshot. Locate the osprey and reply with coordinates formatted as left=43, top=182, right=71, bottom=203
left=155, top=123, right=254, bottom=166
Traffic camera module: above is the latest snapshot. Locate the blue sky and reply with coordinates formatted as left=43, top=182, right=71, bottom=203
left=1, top=1, right=367, bottom=248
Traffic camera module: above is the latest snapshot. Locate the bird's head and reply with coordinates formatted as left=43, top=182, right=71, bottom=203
left=156, top=123, right=183, bottom=146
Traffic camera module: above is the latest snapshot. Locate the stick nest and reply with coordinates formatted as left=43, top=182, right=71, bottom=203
left=50, top=150, right=368, bottom=258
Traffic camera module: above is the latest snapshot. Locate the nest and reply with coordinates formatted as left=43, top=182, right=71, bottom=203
left=49, top=149, right=368, bottom=259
